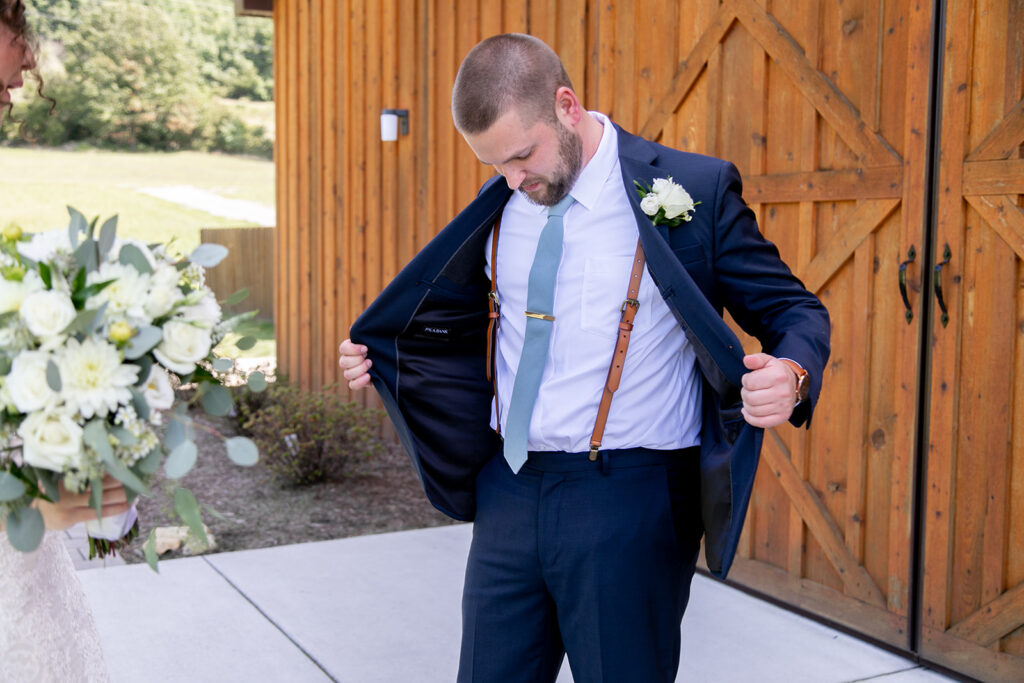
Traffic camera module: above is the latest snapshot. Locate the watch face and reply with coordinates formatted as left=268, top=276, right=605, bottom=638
left=796, top=373, right=810, bottom=401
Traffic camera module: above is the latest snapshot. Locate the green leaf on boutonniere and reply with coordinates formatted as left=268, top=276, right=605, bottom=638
left=173, top=486, right=209, bottom=547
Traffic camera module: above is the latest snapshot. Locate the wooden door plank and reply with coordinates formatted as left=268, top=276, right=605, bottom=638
left=923, top=626, right=1024, bottom=682
left=800, top=198, right=900, bottom=293
left=845, top=236, right=874, bottom=565
left=638, top=3, right=735, bottom=140
left=967, top=97, right=1024, bottom=161
left=964, top=159, right=1024, bottom=195
left=730, top=0, right=899, bottom=167
left=965, top=195, right=1024, bottom=263
left=948, top=581, right=1024, bottom=647
left=762, top=431, right=886, bottom=607
left=742, top=167, right=903, bottom=203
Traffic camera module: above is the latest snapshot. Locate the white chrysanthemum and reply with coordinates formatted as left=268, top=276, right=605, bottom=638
left=17, top=229, right=73, bottom=263
left=86, top=262, right=152, bottom=324
left=144, top=262, right=184, bottom=319
left=56, top=336, right=140, bottom=419
left=5, top=350, right=59, bottom=413
left=20, top=289, right=77, bottom=347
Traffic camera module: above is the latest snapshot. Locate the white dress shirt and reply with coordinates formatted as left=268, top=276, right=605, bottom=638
left=486, top=112, right=702, bottom=452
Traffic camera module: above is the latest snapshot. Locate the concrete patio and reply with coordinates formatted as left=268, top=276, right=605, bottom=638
left=76, top=523, right=955, bottom=682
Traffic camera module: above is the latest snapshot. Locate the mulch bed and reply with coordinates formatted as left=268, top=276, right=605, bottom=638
left=118, top=409, right=458, bottom=564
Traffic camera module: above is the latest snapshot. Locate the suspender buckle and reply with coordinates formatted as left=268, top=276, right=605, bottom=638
left=621, top=297, right=640, bottom=313
left=588, top=445, right=599, bottom=461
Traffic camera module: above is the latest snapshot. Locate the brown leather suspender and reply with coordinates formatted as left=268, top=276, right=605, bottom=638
left=487, top=218, right=646, bottom=457
left=588, top=239, right=646, bottom=460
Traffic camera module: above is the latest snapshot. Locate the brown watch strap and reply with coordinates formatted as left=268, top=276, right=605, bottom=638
left=589, top=238, right=646, bottom=461
left=779, top=358, right=809, bottom=404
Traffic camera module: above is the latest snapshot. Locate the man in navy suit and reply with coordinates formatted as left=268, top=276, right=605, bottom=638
left=340, top=33, right=829, bottom=683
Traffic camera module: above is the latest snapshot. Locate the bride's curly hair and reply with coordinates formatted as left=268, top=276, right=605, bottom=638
left=1, top=0, right=55, bottom=129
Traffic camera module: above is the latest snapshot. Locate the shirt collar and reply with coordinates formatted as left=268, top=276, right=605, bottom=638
left=567, top=111, right=617, bottom=213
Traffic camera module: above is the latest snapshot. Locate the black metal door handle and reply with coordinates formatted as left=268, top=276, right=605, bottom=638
left=934, top=244, right=952, bottom=327
left=898, top=245, right=916, bottom=323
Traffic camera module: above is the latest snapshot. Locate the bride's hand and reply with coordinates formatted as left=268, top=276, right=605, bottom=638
left=33, top=475, right=131, bottom=531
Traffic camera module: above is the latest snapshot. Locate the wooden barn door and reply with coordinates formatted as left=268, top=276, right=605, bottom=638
left=633, top=0, right=934, bottom=650
left=918, top=1, right=1024, bottom=680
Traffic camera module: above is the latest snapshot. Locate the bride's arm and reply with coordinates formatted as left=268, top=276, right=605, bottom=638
left=0, top=476, right=130, bottom=532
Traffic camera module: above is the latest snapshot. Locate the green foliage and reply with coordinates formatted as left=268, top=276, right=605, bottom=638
left=9, top=0, right=273, bottom=155
left=238, top=381, right=385, bottom=487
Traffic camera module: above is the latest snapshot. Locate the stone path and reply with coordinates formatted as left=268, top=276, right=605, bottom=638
left=139, top=185, right=275, bottom=225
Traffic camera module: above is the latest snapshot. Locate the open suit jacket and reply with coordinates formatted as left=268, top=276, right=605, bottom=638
left=351, top=124, right=831, bottom=578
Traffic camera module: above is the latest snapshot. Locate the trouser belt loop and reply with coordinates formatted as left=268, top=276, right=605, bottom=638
left=600, top=449, right=610, bottom=476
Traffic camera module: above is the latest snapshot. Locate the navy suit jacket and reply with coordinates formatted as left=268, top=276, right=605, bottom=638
left=351, top=124, right=830, bottom=578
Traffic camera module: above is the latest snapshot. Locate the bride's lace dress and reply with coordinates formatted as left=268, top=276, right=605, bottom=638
left=0, top=531, right=109, bottom=682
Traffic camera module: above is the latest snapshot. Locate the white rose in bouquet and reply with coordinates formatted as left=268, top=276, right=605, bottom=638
left=6, top=351, right=58, bottom=413
left=153, top=320, right=212, bottom=375
left=144, top=263, right=184, bottom=319
left=141, top=365, right=174, bottom=412
left=57, top=336, right=140, bottom=419
left=18, top=410, right=85, bottom=472
left=20, top=290, right=76, bottom=346
left=177, top=290, right=221, bottom=330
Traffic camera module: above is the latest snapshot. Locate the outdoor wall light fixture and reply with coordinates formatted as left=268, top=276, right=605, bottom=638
left=380, top=109, right=410, bottom=141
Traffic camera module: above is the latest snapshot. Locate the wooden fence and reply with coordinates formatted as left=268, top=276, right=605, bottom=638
left=200, top=227, right=274, bottom=322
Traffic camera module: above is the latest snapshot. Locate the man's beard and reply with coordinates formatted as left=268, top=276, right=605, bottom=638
left=520, top=122, right=583, bottom=206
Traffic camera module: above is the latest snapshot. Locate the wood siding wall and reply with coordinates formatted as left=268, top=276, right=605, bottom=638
left=200, top=227, right=275, bottom=321
left=272, top=1, right=1023, bottom=677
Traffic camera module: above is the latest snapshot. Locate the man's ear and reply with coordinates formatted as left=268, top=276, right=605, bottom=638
left=554, top=86, right=581, bottom=125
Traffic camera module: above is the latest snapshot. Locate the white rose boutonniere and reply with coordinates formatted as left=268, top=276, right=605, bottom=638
left=634, top=176, right=700, bottom=227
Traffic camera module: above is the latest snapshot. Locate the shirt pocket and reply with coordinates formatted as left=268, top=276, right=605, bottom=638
left=581, top=256, right=651, bottom=339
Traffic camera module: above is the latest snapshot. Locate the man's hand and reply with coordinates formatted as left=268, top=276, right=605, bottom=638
left=740, top=353, right=798, bottom=429
left=338, top=338, right=373, bottom=390
left=34, top=475, right=130, bottom=531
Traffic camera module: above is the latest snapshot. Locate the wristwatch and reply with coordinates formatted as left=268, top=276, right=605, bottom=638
left=779, top=359, right=810, bottom=405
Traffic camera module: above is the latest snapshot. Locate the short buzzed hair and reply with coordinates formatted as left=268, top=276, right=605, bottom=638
left=452, top=34, right=573, bottom=135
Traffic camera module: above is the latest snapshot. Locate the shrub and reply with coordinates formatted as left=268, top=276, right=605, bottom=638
left=239, top=380, right=385, bottom=487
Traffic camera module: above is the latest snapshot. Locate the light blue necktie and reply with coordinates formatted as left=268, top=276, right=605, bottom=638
left=502, top=193, right=574, bottom=473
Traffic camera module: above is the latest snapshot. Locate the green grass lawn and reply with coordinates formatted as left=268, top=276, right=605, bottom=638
left=0, top=146, right=275, bottom=253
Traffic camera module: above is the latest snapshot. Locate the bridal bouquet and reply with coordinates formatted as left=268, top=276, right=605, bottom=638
left=0, top=208, right=262, bottom=569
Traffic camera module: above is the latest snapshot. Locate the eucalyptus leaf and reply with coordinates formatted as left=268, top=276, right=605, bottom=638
left=164, top=440, right=198, bottom=479
left=212, top=357, right=234, bottom=372
left=136, top=446, right=163, bottom=476
left=62, top=307, right=101, bottom=337
left=0, top=354, right=11, bottom=376
left=89, top=477, right=103, bottom=514
left=109, top=425, right=138, bottom=448
left=173, top=487, right=209, bottom=546
left=73, top=239, right=98, bottom=273
left=133, top=355, right=154, bottom=388
left=97, top=215, right=118, bottom=261
left=5, top=506, right=44, bottom=552
left=99, top=448, right=151, bottom=497
left=225, top=437, right=259, bottom=466
left=45, top=359, right=62, bottom=392
left=118, top=244, right=154, bottom=275
left=235, top=335, right=257, bottom=351
left=247, top=371, right=267, bottom=393
left=188, top=243, right=229, bottom=268
left=82, top=420, right=112, bottom=461
left=129, top=387, right=151, bottom=421
left=164, top=417, right=189, bottom=450
left=67, top=206, right=87, bottom=248
left=0, top=472, right=26, bottom=502
left=222, top=288, right=249, bottom=306
left=200, top=384, right=232, bottom=417
left=87, top=215, right=99, bottom=241
left=125, top=326, right=162, bottom=360
left=36, top=470, right=59, bottom=501
left=38, top=261, right=52, bottom=289
left=143, top=528, right=159, bottom=572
